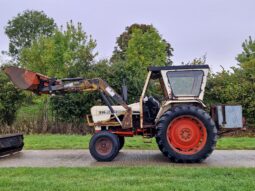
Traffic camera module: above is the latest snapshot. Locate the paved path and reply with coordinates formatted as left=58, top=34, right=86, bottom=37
left=0, top=150, right=255, bottom=167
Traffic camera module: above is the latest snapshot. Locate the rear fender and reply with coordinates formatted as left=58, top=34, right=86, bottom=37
left=155, top=100, right=206, bottom=123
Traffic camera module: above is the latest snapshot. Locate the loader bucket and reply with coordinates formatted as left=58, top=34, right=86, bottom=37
left=3, top=66, right=48, bottom=91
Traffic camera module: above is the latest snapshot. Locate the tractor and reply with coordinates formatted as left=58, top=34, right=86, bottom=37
left=3, top=65, right=243, bottom=162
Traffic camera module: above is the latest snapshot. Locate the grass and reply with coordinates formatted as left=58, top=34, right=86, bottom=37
left=16, top=98, right=42, bottom=119
left=24, top=134, right=255, bottom=150
left=0, top=167, right=254, bottom=191
left=217, top=137, right=255, bottom=150
left=16, top=102, right=42, bottom=119
left=16, top=96, right=52, bottom=120
left=24, top=134, right=91, bottom=149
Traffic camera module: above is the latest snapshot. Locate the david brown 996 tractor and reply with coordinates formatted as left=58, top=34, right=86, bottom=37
left=3, top=65, right=243, bottom=162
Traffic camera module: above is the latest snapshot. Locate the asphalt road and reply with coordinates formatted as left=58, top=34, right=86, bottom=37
left=0, top=150, right=255, bottom=167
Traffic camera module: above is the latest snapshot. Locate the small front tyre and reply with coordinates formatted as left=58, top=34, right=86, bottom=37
left=89, top=131, right=120, bottom=162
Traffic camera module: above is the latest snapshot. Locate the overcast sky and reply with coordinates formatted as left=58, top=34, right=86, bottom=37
left=1, top=0, right=255, bottom=72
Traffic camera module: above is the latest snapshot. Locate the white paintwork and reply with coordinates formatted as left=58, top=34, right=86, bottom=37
left=139, top=71, right=152, bottom=129
left=64, top=82, right=74, bottom=88
left=105, top=86, right=115, bottom=97
left=91, top=102, right=140, bottom=123
left=160, top=68, right=209, bottom=100
left=155, top=99, right=206, bottom=122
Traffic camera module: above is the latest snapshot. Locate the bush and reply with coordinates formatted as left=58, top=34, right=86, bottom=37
left=0, top=71, right=25, bottom=125
left=50, top=93, right=99, bottom=123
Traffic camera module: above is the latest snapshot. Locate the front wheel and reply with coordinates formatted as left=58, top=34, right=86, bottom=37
left=118, top=136, right=125, bottom=150
left=89, top=131, right=120, bottom=162
left=156, top=105, right=217, bottom=163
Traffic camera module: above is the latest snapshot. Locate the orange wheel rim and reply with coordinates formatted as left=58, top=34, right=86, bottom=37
left=167, top=115, right=207, bottom=155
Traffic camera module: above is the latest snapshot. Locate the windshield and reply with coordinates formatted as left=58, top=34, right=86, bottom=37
left=167, top=70, right=204, bottom=97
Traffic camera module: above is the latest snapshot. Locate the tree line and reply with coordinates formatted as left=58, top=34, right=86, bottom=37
left=0, top=10, right=254, bottom=128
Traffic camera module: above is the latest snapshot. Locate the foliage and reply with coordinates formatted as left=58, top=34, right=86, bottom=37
left=20, top=21, right=97, bottom=78
left=50, top=93, right=99, bottom=123
left=49, top=60, right=113, bottom=123
left=19, top=21, right=98, bottom=122
left=111, top=24, right=173, bottom=65
left=205, top=37, right=255, bottom=124
left=235, top=37, right=255, bottom=123
left=3, top=9, right=255, bottom=127
left=0, top=70, right=25, bottom=125
left=109, top=24, right=173, bottom=102
left=4, top=10, right=56, bottom=60
left=183, top=54, right=207, bottom=65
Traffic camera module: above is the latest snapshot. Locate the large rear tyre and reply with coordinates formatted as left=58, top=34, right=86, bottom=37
left=89, top=131, right=120, bottom=162
left=156, top=105, right=217, bottom=163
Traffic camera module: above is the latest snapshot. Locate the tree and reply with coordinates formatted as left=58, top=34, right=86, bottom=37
left=204, top=37, right=255, bottom=124
left=235, top=37, right=255, bottom=123
left=19, top=21, right=98, bottom=123
left=20, top=21, right=97, bottom=78
left=109, top=24, right=173, bottom=102
left=49, top=61, right=110, bottom=124
left=237, top=36, right=255, bottom=64
left=111, top=24, right=173, bottom=65
left=182, top=54, right=207, bottom=65
left=0, top=68, right=25, bottom=125
left=5, top=10, right=56, bottom=60
left=50, top=93, right=98, bottom=124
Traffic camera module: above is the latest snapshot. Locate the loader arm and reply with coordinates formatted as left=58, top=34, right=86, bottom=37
left=3, top=66, right=132, bottom=129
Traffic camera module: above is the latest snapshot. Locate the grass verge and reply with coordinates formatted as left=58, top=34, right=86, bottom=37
left=0, top=167, right=254, bottom=191
left=24, top=134, right=255, bottom=150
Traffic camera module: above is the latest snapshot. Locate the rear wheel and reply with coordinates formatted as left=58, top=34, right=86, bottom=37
left=156, top=105, right=217, bottom=163
left=89, top=131, right=120, bottom=161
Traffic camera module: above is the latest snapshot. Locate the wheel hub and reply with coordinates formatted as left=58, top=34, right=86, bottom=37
left=95, top=137, right=113, bottom=156
left=167, top=116, right=207, bottom=155
left=180, top=128, right=192, bottom=140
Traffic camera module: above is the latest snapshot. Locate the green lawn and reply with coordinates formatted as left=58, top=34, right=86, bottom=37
left=0, top=167, right=254, bottom=191
left=24, top=134, right=255, bottom=150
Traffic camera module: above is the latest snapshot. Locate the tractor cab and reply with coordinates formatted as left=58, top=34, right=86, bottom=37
left=140, top=65, right=209, bottom=127
left=88, top=65, right=210, bottom=129
left=144, top=65, right=209, bottom=101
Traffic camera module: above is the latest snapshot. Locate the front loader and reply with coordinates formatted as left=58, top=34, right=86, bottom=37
left=3, top=65, right=244, bottom=162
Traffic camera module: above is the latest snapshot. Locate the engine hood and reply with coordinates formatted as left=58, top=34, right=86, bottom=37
left=90, top=102, right=140, bottom=123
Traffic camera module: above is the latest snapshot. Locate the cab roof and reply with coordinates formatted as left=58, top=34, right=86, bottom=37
left=148, top=65, right=209, bottom=73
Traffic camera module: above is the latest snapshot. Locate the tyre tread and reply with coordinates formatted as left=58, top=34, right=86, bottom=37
left=155, top=105, right=217, bottom=163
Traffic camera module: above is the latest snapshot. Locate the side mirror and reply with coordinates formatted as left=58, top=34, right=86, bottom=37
left=121, top=85, right=128, bottom=103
